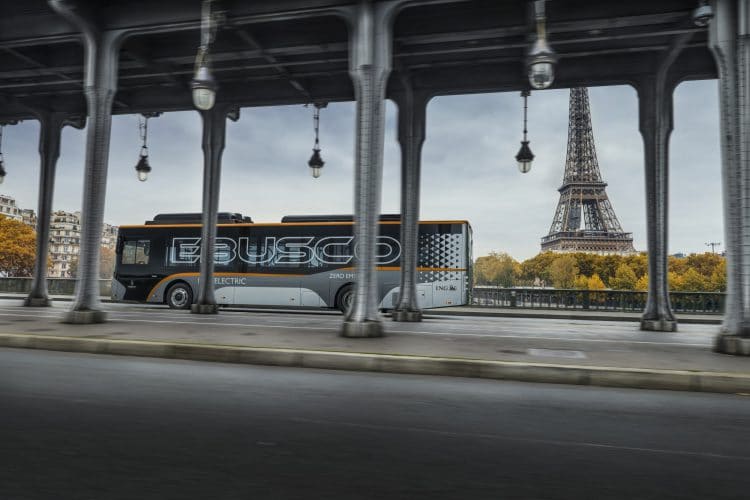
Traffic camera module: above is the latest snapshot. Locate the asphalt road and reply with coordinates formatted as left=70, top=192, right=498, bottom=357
left=1, top=348, right=749, bottom=499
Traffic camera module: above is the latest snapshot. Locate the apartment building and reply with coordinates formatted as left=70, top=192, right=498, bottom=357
left=2, top=194, right=118, bottom=278
left=0, top=194, right=22, bottom=221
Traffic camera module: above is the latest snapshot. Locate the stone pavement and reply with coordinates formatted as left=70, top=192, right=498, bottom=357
left=0, top=298, right=747, bottom=394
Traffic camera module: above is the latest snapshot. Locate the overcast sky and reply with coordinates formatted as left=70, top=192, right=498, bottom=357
left=0, top=80, right=722, bottom=260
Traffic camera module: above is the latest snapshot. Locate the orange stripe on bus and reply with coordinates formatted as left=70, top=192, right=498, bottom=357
left=119, top=220, right=470, bottom=229
left=146, top=271, right=306, bottom=301
left=146, top=267, right=466, bottom=302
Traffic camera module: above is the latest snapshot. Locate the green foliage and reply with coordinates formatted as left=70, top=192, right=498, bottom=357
left=473, top=252, right=520, bottom=287
left=609, top=263, right=637, bottom=290
left=549, top=255, right=579, bottom=289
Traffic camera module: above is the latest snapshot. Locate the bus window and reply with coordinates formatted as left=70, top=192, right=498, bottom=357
left=123, top=240, right=150, bottom=265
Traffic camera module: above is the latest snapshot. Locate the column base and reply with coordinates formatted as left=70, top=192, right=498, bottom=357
left=62, top=309, right=108, bottom=324
left=24, top=296, right=51, bottom=307
left=640, top=317, right=677, bottom=332
left=341, top=320, right=384, bottom=338
left=392, top=309, right=423, bottom=322
left=191, top=304, right=219, bottom=314
left=714, top=335, right=750, bottom=356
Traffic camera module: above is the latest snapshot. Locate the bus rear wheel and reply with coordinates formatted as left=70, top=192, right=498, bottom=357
left=166, top=282, right=193, bottom=310
left=336, top=284, right=354, bottom=314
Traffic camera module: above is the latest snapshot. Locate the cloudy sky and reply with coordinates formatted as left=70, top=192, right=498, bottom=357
left=0, top=80, right=722, bottom=260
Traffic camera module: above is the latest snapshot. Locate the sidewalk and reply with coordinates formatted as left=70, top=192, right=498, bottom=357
left=0, top=298, right=746, bottom=394
left=0, top=292, right=723, bottom=324
left=428, top=306, right=722, bottom=324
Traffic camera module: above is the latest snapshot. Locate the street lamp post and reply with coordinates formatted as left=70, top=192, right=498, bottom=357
left=134, top=113, right=160, bottom=182
left=308, top=103, right=326, bottom=178
left=0, top=121, right=20, bottom=184
left=515, top=90, right=534, bottom=173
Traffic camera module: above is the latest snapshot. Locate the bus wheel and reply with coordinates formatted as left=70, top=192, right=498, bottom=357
left=166, top=282, right=193, bottom=310
left=336, top=284, right=354, bottom=314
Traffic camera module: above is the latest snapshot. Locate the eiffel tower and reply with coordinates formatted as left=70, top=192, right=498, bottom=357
left=541, top=87, right=635, bottom=255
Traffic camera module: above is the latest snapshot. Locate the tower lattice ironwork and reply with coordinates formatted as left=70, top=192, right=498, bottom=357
left=541, top=87, right=635, bottom=254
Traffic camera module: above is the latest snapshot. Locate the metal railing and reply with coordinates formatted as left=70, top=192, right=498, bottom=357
left=471, top=287, right=725, bottom=314
left=0, top=278, right=111, bottom=297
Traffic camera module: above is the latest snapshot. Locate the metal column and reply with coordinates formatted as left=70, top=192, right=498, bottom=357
left=637, top=33, right=693, bottom=333
left=191, top=105, right=240, bottom=314
left=341, top=0, right=401, bottom=337
left=637, top=80, right=676, bottom=332
left=50, top=1, right=123, bottom=324
left=710, top=0, right=750, bottom=354
left=392, top=82, right=428, bottom=322
left=24, top=112, right=85, bottom=307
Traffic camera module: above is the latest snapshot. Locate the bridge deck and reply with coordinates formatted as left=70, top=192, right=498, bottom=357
left=0, top=298, right=745, bottom=380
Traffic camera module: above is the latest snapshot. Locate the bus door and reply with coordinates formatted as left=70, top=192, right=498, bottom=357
left=116, top=234, right=158, bottom=301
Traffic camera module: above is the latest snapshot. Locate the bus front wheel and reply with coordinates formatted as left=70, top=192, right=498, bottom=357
left=166, top=282, right=193, bottom=310
left=336, top=284, right=354, bottom=314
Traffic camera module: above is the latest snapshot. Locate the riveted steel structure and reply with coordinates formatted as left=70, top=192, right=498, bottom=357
left=709, top=0, right=750, bottom=354
left=23, top=112, right=85, bottom=307
left=0, top=0, right=741, bottom=349
left=542, top=87, right=636, bottom=255
left=392, top=77, right=429, bottom=322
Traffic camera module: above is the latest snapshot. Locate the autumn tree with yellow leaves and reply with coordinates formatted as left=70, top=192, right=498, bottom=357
left=0, top=215, right=39, bottom=277
left=476, top=250, right=726, bottom=292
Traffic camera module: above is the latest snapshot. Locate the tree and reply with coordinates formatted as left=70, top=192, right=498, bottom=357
left=100, top=247, right=116, bottom=279
left=474, top=252, right=519, bottom=287
left=710, top=260, right=726, bottom=292
left=676, top=268, right=708, bottom=292
left=609, top=263, right=637, bottom=290
left=593, top=254, right=620, bottom=285
left=635, top=273, right=649, bottom=291
left=623, top=253, right=648, bottom=279
left=519, top=252, right=558, bottom=285
left=549, top=255, right=579, bottom=289
left=69, top=246, right=116, bottom=279
left=587, top=273, right=606, bottom=290
left=573, top=275, right=589, bottom=290
left=0, top=215, right=38, bottom=277
left=668, top=271, right=683, bottom=291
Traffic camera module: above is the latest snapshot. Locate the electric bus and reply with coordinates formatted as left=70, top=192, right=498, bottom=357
left=112, top=213, right=472, bottom=311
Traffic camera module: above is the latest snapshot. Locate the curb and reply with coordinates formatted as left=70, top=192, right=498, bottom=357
left=1, top=333, right=748, bottom=395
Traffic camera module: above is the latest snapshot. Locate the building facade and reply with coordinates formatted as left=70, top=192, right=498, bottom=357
left=1, top=194, right=118, bottom=278
left=0, top=194, right=22, bottom=222
left=48, top=211, right=119, bottom=278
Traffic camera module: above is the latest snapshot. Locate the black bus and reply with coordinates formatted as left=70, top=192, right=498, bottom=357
left=113, top=213, right=472, bottom=311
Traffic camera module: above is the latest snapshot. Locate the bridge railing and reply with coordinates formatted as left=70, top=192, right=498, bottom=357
left=0, top=278, right=111, bottom=297
left=471, top=287, right=725, bottom=314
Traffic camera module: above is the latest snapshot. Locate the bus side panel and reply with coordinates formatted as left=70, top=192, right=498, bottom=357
left=416, top=222, right=469, bottom=307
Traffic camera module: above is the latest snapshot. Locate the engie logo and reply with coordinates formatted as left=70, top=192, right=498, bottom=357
left=169, top=236, right=401, bottom=266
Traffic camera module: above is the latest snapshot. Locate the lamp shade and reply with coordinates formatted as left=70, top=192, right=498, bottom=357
left=527, top=38, right=557, bottom=90
left=308, top=148, right=324, bottom=178
left=135, top=154, right=151, bottom=182
left=191, top=64, right=217, bottom=111
left=515, top=141, right=534, bottom=173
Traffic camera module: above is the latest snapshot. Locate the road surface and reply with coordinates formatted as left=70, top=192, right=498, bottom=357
left=1, top=348, right=749, bottom=499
